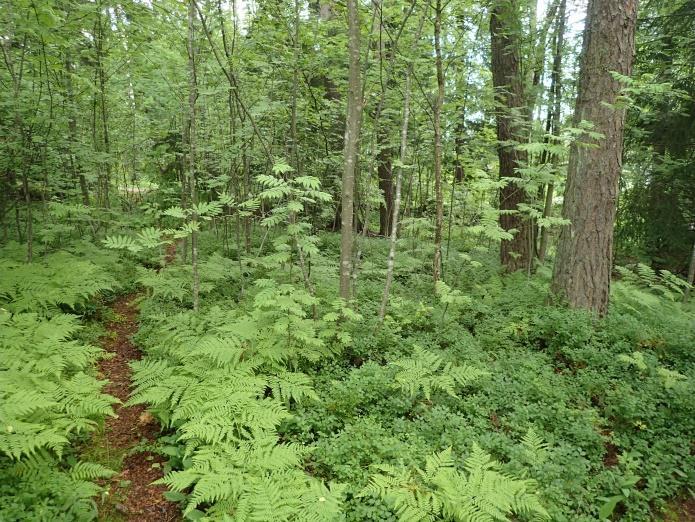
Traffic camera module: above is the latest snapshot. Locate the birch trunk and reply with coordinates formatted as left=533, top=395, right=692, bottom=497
left=379, top=70, right=412, bottom=322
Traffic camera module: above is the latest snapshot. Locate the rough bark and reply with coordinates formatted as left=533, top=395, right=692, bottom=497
left=490, top=0, right=531, bottom=273
left=339, top=0, right=362, bottom=300
left=551, top=0, right=638, bottom=316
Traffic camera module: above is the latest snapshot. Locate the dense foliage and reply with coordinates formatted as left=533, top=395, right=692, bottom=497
left=1, top=0, right=694, bottom=520
left=0, top=245, right=118, bottom=520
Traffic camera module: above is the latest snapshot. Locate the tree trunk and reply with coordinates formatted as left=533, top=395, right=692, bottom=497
left=538, top=0, right=566, bottom=263
left=377, top=139, right=393, bottom=236
left=339, top=0, right=362, bottom=300
left=95, top=2, right=111, bottom=209
left=432, top=0, right=445, bottom=284
left=65, top=52, right=90, bottom=206
left=22, top=170, right=32, bottom=263
left=187, top=0, right=200, bottom=312
left=551, top=0, right=638, bottom=316
left=379, top=69, right=412, bottom=322
left=490, top=0, right=531, bottom=273
left=684, top=236, right=695, bottom=302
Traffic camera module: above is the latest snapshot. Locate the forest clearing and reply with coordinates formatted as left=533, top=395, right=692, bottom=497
left=1, top=0, right=694, bottom=520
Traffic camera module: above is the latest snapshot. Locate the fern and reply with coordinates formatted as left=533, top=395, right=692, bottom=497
left=0, top=453, right=114, bottom=520
left=616, top=263, right=691, bottom=300
left=390, top=346, right=489, bottom=400
left=0, top=252, right=118, bottom=521
left=129, top=274, right=359, bottom=519
left=0, top=314, right=117, bottom=460
left=520, top=428, right=548, bottom=466
left=618, top=351, right=689, bottom=390
left=363, top=445, right=549, bottom=522
left=0, top=252, right=116, bottom=314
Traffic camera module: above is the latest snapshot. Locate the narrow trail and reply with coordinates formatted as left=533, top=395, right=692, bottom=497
left=95, top=294, right=180, bottom=521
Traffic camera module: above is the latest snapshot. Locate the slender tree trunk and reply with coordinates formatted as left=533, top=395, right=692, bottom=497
left=95, top=2, right=111, bottom=209
left=22, top=170, right=32, bottom=263
left=339, top=0, right=362, bottom=300
left=379, top=69, right=411, bottom=322
left=490, top=0, right=531, bottom=273
left=65, top=52, right=90, bottom=206
left=538, top=0, right=566, bottom=263
left=377, top=138, right=393, bottom=236
left=551, top=0, right=638, bottom=316
left=188, top=0, right=200, bottom=312
left=684, top=236, right=695, bottom=302
left=528, top=0, right=561, bottom=120
left=432, top=0, right=445, bottom=284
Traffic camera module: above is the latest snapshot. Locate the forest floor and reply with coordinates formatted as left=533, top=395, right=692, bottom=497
left=88, top=293, right=180, bottom=521
left=665, top=498, right=695, bottom=522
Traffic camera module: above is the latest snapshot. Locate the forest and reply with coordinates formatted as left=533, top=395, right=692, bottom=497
left=1, top=0, right=694, bottom=520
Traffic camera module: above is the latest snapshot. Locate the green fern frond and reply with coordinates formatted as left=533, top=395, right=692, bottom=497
left=391, top=347, right=488, bottom=400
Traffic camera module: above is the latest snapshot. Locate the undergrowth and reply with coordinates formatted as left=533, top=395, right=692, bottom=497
left=2, top=227, right=693, bottom=521
left=0, top=245, right=120, bottom=520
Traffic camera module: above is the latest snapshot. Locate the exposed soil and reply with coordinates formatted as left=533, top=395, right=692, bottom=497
left=603, top=441, right=620, bottom=468
left=664, top=498, right=695, bottom=521
left=95, top=294, right=180, bottom=521
left=164, top=241, right=178, bottom=266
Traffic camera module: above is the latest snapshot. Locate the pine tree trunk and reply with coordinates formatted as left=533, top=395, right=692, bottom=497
left=432, top=0, right=445, bottom=284
left=551, top=0, right=638, bottom=316
left=490, top=0, right=531, bottom=273
left=339, top=0, right=362, bottom=300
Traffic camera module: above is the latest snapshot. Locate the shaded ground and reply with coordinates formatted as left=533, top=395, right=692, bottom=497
left=94, top=294, right=180, bottom=522
left=663, top=498, right=695, bottom=521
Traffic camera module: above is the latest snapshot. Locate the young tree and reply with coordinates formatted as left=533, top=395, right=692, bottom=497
left=537, top=0, right=567, bottom=263
left=379, top=68, right=412, bottom=322
left=490, top=0, right=531, bottom=273
left=551, top=0, right=638, bottom=316
left=339, top=0, right=363, bottom=300
left=685, top=233, right=695, bottom=302
left=187, top=0, right=200, bottom=312
left=432, top=0, right=444, bottom=283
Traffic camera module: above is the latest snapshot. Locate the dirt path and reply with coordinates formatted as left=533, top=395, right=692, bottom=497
left=95, top=294, right=180, bottom=521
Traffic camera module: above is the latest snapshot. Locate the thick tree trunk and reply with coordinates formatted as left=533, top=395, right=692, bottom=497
left=490, top=0, right=531, bottom=273
left=432, top=0, right=445, bottom=284
left=339, top=0, right=362, bottom=300
left=551, top=0, right=638, bottom=316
